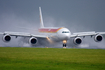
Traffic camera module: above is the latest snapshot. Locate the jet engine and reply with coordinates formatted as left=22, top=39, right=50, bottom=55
left=74, top=37, right=82, bottom=45
left=3, top=34, right=11, bottom=42
left=29, top=37, right=38, bottom=45
left=94, top=34, right=103, bottom=42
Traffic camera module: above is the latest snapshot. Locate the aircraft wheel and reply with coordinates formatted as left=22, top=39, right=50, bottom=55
left=63, top=44, right=66, bottom=47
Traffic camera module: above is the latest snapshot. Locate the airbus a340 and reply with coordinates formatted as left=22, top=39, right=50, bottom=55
left=0, top=7, right=105, bottom=47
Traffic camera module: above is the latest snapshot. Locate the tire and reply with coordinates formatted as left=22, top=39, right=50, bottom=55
left=63, top=44, right=66, bottom=47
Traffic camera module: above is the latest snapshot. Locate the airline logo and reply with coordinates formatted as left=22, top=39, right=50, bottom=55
left=39, top=27, right=64, bottom=33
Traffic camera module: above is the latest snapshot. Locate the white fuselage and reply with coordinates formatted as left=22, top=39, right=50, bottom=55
left=57, top=28, right=71, bottom=41
left=39, top=27, right=71, bottom=42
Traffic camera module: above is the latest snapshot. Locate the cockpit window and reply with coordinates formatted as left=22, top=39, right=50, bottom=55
left=62, top=31, right=69, bottom=33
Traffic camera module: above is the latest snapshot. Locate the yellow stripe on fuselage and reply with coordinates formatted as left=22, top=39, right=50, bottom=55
left=39, top=27, right=64, bottom=33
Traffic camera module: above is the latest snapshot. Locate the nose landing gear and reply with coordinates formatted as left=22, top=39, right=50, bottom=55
left=63, top=44, right=66, bottom=48
left=63, top=40, right=67, bottom=48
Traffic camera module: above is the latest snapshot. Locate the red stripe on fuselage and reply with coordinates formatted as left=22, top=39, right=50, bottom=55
left=39, top=27, right=63, bottom=33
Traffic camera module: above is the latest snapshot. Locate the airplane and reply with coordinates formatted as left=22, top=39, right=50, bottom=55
left=0, top=7, right=105, bottom=47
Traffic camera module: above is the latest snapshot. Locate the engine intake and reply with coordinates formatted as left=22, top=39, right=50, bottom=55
left=94, top=34, right=103, bottom=42
left=29, top=37, right=38, bottom=45
left=3, top=35, right=11, bottom=42
left=74, top=37, right=82, bottom=45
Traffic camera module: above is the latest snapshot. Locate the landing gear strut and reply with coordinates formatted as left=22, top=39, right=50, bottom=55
left=63, top=40, right=67, bottom=48
left=63, top=44, right=66, bottom=47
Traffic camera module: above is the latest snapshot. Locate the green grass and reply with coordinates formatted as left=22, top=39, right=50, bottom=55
left=0, top=47, right=105, bottom=70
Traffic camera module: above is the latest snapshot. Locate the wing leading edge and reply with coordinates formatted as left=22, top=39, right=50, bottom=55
left=1, top=32, right=47, bottom=38
left=70, top=31, right=105, bottom=38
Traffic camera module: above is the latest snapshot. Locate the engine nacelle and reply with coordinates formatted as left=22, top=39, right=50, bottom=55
left=94, top=34, right=103, bottom=42
left=3, top=34, right=11, bottom=42
left=74, top=37, right=82, bottom=45
left=29, top=37, right=38, bottom=45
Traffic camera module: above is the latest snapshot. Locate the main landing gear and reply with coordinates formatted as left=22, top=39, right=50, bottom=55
left=63, top=40, right=67, bottom=48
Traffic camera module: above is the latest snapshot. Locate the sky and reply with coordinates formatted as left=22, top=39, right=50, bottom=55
left=0, top=0, right=105, bottom=48
left=0, top=0, right=105, bottom=32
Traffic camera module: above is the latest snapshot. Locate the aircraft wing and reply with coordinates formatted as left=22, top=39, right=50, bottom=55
left=70, top=31, right=105, bottom=38
left=0, top=31, right=47, bottom=38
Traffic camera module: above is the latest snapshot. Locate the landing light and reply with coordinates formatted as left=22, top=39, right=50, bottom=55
left=46, top=37, right=53, bottom=43
left=63, top=40, right=67, bottom=44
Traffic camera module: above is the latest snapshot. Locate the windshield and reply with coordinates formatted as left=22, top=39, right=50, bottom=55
left=62, top=31, right=69, bottom=33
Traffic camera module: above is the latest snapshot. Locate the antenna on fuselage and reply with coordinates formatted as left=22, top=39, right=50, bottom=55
left=39, top=7, right=44, bottom=28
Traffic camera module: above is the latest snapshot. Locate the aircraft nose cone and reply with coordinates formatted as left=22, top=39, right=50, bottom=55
left=65, top=34, right=70, bottom=40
